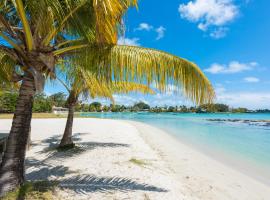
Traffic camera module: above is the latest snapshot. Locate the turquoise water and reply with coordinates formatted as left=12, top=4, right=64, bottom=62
left=81, top=112, right=270, bottom=182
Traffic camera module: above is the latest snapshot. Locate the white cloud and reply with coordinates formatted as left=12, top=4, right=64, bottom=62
left=117, top=37, right=140, bottom=46
left=135, top=23, right=166, bottom=40
left=213, top=84, right=270, bottom=109
left=112, top=95, right=141, bottom=106
left=112, top=85, right=192, bottom=107
left=215, top=84, right=226, bottom=93
left=135, top=23, right=153, bottom=31
left=155, top=26, right=166, bottom=40
left=209, top=27, right=228, bottom=39
left=179, top=0, right=238, bottom=38
left=205, top=61, right=258, bottom=74
left=244, top=77, right=260, bottom=83
left=216, top=92, right=270, bottom=109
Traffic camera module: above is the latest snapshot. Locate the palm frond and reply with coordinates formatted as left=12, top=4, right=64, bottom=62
left=41, top=0, right=89, bottom=46
left=13, top=0, right=34, bottom=50
left=0, top=49, right=17, bottom=87
left=0, top=32, right=22, bottom=52
left=110, top=82, right=155, bottom=95
left=93, top=0, right=138, bottom=44
left=84, top=76, right=156, bottom=102
left=70, top=45, right=215, bottom=105
left=56, top=61, right=155, bottom=103
left=109, top=45, right=215, bottom=105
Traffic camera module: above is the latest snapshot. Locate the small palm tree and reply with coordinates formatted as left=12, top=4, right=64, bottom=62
left=0, top=0, right=214, bottom=195
left=57, top=65, right=155, bottom=148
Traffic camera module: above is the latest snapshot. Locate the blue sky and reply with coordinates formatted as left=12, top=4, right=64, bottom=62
left=48, top=0, right=269, bottom=109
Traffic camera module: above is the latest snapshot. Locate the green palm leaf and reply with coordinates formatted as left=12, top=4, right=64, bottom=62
left=109, top=45, right=215, bottom=104
left=70, top=45, right=215, bottom=105
left=57, top=64, right=155, bottom=102
left=0, top=50, right=17, bottom=87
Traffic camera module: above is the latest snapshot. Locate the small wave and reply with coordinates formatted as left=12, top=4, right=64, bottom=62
left=206, top=119, right=270, bottom=127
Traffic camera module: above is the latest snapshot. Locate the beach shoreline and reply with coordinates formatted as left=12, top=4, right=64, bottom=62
left=128, top=120, right=270, bottom=200
left=129, top=120, right=270, bottom=186
left=0, top=118, right=269, bottom=199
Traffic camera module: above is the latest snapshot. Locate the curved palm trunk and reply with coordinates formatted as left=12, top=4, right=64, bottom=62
left=26, top=127, right=31, bottom=150
left=0, top=73, right=35, bottom=196
left=59, top=92, right=77, bottom=148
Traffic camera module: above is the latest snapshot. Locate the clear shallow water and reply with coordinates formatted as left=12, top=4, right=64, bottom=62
left=81, top=112, right=270, bottom=182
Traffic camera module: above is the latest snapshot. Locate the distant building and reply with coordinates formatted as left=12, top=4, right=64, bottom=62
left=52, top=106, right=68, bottom=114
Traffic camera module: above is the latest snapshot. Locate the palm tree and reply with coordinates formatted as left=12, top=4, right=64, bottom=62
left=57, top=65, right=155, bottom=148
left=0, top=0, right=214, bottom=196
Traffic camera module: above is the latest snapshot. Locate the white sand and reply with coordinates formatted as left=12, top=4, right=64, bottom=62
left=0, top=118, right=269, bottom=200
left=130, top=121, right=270, bottom=200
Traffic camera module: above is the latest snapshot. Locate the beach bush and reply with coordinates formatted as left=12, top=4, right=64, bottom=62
left=129, top=158, right=148, bottom=166
left=2, top=181, right=57, bottom=200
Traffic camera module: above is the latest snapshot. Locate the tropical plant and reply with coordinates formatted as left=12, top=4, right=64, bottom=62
left=89, top=102, right=102, bottom=112
left=48, top=92, right=67, bottom=107
left=32, top=93, right=52, bottom=113
left=0, top=0, right=214, bottom=196
left=0, top=92, right=18, bottom=113
left=57, top=65, right=155, bottom=148
left=199, top=103, right=229, bottom=113
left=0, top=49, right=18, bottom=92
left=132, top=102, right=150, bottom=111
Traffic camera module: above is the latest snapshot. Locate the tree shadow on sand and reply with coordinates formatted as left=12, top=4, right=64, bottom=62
left=25, top=133, right=168, bottom=194
left=38, top=133, right=130, bottom=161
left=59, top=174, right=168, bottom=193
left=25, top=158, right=168, bottom=194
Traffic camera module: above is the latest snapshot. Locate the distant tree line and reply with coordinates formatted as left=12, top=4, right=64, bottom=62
left=0, top=91, right=269, bottom=114
left=0, top=92, right=67, bottom=113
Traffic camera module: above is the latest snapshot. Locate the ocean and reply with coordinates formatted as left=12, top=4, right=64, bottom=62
left=81, top=112, right=270, bottom=184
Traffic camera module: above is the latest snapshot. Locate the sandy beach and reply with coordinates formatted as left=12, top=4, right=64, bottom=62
left=0, top=118, right=269, bottom=200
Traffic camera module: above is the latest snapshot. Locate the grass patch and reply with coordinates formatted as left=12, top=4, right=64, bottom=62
left=0, top=112, right=95, bottom=119
left=0, top=113, right=66, bottom=119
left=0, top=113, right=14, bottom=119
left=129, top=158, right=148, bottom=166
left=2, top=181, right=58, bottom=200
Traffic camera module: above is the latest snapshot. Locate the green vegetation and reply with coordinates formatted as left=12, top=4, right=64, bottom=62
left=48, top=92, right=67, bottom=108
left=0, top=92, right=18, bottom=113
left=199, top=104, right=229, bottom=113
left=2, top=181, right=57, bottom=200
left=89, top=102, right=102, bottom=112
left=1, top=93, right=266, bottom=116
left=132, top=102, right=150, bottom=111
left=0, top=113, right=67, bottom=119
left=256, top=109, right=270, bottom=113
left=0, top=92, right=67, bottom=113
left=232, top=107, right=249, bottom=113
left=33, top=94, right=54, bottom=113
left=129, top=158, right=148, bottom=166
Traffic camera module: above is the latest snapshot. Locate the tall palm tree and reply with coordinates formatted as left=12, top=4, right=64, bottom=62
left=0, top=0, right=214, bottom=196
left=57, top=65, right=155, bottom=148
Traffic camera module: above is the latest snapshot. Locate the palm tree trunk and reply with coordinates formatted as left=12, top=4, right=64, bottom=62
left=59, top=103, right=75, bottom=147
left=0, top=72, right=35, bottom=197
left=26, top=127, right=31, bottom=150
left=59, top=92, right=77, bottom=148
